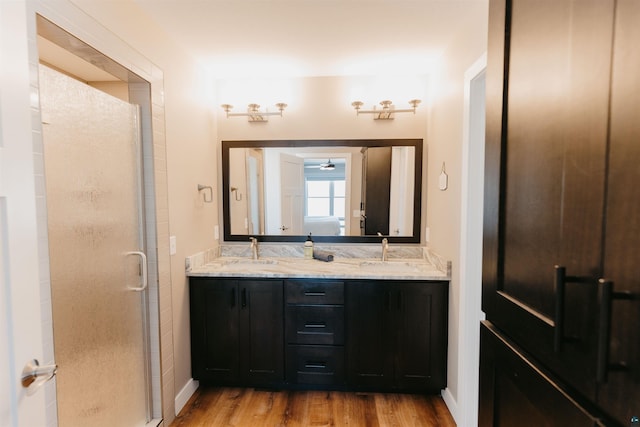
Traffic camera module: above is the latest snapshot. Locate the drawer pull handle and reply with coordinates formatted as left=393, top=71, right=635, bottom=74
left=305, top=361, right=327, bottom=369
left=553, top=265, right=593, bottom=352
left=304, top=322, right=326, bottom=329
left=304, top=291, right=326, bottom=296
left=597, top=279, right=635, bottom=383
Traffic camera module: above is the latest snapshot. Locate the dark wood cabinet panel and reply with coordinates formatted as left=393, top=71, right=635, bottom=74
left=483, top=0, right=640, bottom=424
left=362, top=147, right=391, bottom=236
left=483, top=0, right=615, bottom=403
left=239, top=280, right=284, bottom=385
left=395, top=282, right=448, bottom=391
left=190, top=278, right=283, bottom=386
left=598, top=0, right=640, bottom=422
left=346, top=280, right=448, bottom=392
left=190, top=279, right=239, bottom=382
left=479, top=322, right=600, bottom=427
left=346, top=281, right=395, bottom=388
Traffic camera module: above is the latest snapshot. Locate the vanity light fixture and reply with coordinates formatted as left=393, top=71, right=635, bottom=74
left=221, top=103, right=287, bottom=122
left=351, top=99, right=421, bottom=120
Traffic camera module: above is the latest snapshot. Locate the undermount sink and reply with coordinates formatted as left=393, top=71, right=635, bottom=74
left=221, top=259, right=279, bottom=266
left=204, top=258, right=281, bottom=271
left=358, top=260, right=423, bottom=273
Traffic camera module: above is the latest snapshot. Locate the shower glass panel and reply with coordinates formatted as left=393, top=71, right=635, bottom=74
left=39, top=65, right=150, bottom=426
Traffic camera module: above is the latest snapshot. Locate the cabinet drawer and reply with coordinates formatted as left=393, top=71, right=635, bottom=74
left=286, top=306, right=344, bottom=345
left=287, top=345, right=345, bottom=385
left=285, top=280, right=344, bottom=305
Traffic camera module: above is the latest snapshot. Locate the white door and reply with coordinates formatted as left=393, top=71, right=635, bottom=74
left=1, top=3, right=52, bottom=424
left=280, top=153, right=304, bottom=235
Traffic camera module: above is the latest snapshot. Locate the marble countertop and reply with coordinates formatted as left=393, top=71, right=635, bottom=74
left=187, top=256, right=449, bottom=281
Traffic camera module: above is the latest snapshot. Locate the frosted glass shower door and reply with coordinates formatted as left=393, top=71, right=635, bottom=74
left=39, top=65, right=150, bottom=427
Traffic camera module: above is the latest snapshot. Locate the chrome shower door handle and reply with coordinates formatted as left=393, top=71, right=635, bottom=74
left=126, top=251, right=148, bottom=292
left=21, top=359, right=57, bottom=395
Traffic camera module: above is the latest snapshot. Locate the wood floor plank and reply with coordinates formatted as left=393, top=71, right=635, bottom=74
left=171, top=387, right=456, bottom=427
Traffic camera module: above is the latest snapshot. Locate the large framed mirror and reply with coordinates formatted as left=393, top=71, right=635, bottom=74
left=222, top=139, right=422, bottom=243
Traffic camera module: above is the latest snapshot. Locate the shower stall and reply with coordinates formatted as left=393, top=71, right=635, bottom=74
left=39, top=64, right=152, bottom=426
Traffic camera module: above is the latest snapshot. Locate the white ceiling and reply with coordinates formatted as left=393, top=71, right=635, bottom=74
left=132, top=0, right=488, bottom=79
left=38, top=0, right=487, bottom=82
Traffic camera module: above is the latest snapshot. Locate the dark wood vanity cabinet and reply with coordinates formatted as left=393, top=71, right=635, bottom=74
left=190, top=277, right=448, bottom=393
left=189, top=278, right=284, bottom=386
left=285, top=280, right=345, bottom=386
left=346, top=280, right=448, bottom=392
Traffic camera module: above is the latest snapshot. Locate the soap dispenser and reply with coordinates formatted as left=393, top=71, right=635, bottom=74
left=304, top=233, right=314, bottom=259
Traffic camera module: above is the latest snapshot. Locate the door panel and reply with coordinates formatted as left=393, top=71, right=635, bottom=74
left=346, top=281, right=394, bottom=388
left=39, top=65, right=149, bottom=426
left=240, top=280, right=284, bottom=385
left=197, top=280, right=239, bottom=382
left=484, top=0, right=615, bottom=400
left=363, top=147, right=391, bottom=236
left=395, top=282, right=448, bottom=391
left=599, top=0, right=640, bottom=423
left=280, top=153, right=304, bottom=235
left=479, top=322, right=599, bottom=427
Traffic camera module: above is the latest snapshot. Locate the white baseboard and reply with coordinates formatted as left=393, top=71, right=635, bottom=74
left=442, top=387, right=459, bottom=425
left=174, top=378, right=199, bottom=416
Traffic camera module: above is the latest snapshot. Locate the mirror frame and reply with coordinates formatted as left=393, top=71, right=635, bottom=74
left=222, top=139, right=422, bottom=243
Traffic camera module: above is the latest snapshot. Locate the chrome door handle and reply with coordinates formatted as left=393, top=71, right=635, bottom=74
left=126, top=251, right=148, bottom=291
left=21, top=359, right=57, bottom=395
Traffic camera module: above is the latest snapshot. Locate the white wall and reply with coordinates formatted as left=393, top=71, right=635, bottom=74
left=217, top=75, right=430, bottom=239
left=425, top=3, right=489, bottom=424
left=14, top=0, right=218, bottom=423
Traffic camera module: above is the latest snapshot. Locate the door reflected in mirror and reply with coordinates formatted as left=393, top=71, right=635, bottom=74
left=222, top=140, right=422, bottom=243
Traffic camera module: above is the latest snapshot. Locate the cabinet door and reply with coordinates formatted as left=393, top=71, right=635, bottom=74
left=346, top=281, right=394, bottom=388
left=239, top=280, right=284, bottom=385
left=362, top=147, right=391, bottom=235
left=190, top=279, right=239, bottom=382
left=598, top=1, right=640, bottom=423
left=483, top=0, right=614, bottom=399
left=395, top=282, right=448, bottom=391
left=479, top=322, right=599, bottom=427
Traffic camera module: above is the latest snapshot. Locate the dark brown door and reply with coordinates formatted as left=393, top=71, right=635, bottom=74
left=478, top=322, right=600, bottom=427
left=190, top=279, right=240, bottom=382
left=346, top=281, right=394, bottom=388
left=598, top=0, right=640, bottom=423
left=363, top=147, right=391, bottom=235
left=395, top=282, right=448, bottom=391
left=483, top=0, right=615, bottom=401
left=239, top=280, right=284, bottom=385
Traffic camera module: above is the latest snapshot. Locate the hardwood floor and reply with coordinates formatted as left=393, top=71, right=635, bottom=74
left=171, top=387, right=456, bottom=427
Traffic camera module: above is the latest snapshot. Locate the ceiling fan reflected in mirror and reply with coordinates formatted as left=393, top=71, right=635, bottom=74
left=305, top=159, right=335, bottom=170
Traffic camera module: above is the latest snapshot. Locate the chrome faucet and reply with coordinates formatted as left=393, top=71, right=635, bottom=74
left=249, top=237, right=259, bottom=260
left=381, top=237, right=389, bottom=261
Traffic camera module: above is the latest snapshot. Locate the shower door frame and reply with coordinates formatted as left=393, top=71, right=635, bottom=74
left=33, top=9, right=167, bottom=426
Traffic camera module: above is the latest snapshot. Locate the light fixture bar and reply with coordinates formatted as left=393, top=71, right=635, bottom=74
left=221, top=103, right=287, bottom=122
left=352, top=99, right=421, bottom=120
